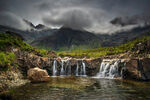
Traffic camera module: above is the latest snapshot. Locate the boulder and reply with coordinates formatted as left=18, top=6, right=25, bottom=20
left=27, top=67, right=50, bottom=82
left=125, top=59, right=141, bottom=79
left=125, top=58, right=150, bottom=80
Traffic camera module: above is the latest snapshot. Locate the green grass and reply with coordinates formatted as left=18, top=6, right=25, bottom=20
left=0, top=52, right=15, bottom=71
left=0, top=33, right=55, bottom=57
left=0, top=33, right=34, bottom=51
left=58, top=35, right=150, bottom=58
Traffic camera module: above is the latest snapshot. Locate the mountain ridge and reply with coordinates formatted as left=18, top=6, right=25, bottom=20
left=31, top=27, right=102, bottom=50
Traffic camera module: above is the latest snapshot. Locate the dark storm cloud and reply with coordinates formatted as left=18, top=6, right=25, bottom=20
left=42, top=8, right=93, bottom=30
left=110, top=14, right=150, bottom=27
left=0, top=11, right=32, bottom=30
left=0, top=0, right=150, bottom=33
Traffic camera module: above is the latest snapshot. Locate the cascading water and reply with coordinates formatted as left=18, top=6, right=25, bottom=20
left=95, top=59, right=120, bottom=79
left=52, top=59, right=57, bottom=76
left=60, top=60, right=65, bottom=76
left=82, top=61, right=86, bottom=76
left=51, top=58, right=87, bottom=77
left=76, top=61, right=79, bottom=76
left=78, top=60, right=87, bottom=77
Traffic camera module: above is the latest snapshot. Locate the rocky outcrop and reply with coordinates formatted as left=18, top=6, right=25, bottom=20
left=139, top=58, right=150, bottom=80
left=27, top=67, right=50, bottom=82
left=134, top=39, right=150, bottom=54
left=11, top=48, right=54, bottom=76
left=85, top=58, right=102, bottom=76
left=124, top=58, right=150, bottom=80
left=0, top=69, right=29, bottom=93
left=125, top=59, right=141, bottom=79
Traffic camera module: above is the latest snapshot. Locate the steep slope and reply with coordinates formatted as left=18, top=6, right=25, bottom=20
left=31, top=27, right=102, bottom=50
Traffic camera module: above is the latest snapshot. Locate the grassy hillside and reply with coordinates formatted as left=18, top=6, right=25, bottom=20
left=0, top=33, right=53, bottom=56
left=58, top=35, right=150, bottom=58
left=0, top=33, right=56, bottom=71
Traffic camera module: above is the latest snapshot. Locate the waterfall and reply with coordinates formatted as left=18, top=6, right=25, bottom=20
left=79, top=60, right=87, bottom=77
left=76, top=61, right=79, bottom=76
left=82, top=61, right=86, bottom=76
left=95, top=59, right=120, bottom=79
left=60, top=60, right=65, bottom=76
left=51, top=58, right=87, bottom=77
left=52, top=59, right=57, bottom=76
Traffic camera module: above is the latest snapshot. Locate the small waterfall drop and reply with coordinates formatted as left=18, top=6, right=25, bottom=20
left=52, top=59, right=57, bottom=76
left=76, top=61, right=79, bottom=76
left=95, top=59, right=120, bottom=79
left=51, top=58, right=87, bottom=77
left=82, top=61, right=86, bottom=76
left=79, top=60, right=87, bottom=77
left=60, top=60, right=65, bottom=76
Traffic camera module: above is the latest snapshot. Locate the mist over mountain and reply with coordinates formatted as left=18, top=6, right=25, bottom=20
left=110, top=14, right=150, bottom=27
left=97, top=25, right=150, bottom=46
left=31, top=27, right=101, bottom=50
left=1, top=18, right=150, bottom=50
left=0, top=19, right=57, bottom=43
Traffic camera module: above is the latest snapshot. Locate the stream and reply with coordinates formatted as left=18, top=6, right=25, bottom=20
left=5, top=77, right=150, bottom=100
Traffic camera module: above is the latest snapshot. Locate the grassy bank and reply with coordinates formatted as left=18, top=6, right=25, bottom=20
left=57, top=36, right=150, bottom=58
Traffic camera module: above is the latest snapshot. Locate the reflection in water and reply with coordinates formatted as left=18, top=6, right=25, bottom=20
left=6, top=77, right=150, bottom=100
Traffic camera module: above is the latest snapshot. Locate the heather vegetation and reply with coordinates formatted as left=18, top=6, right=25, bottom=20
left=57, top=35, right=150, bottom=58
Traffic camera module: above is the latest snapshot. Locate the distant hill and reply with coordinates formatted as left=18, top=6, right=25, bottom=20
left=97, top=25, right=150, bottom=46
left=31, top=27, right=102, bottom=50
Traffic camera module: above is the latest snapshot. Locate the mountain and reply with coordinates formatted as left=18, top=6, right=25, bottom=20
left=97, top=25, right=150, bottom=46
left=1, top=19, right=150, bottom=50
left=31, top=27, right=102, bottom=50
left=35, top=24, right=49, bottom=30
left=0, top=24, right=57, bottom=43
left=23, top=19, right=35, bottom=29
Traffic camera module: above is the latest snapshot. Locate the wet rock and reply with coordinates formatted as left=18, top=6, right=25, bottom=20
left=121, top=67, right=128, bottom=79
left=146, top=40, right=150, bottom=49
left=85, top=58, right=102, bottom=76
left=27, top=67, right=50, bottom=82
left=125, top=58, right=150, bottom=80
left=125, top=59, right=141, bottom=79
left=140, top=58, right=150, bottom=80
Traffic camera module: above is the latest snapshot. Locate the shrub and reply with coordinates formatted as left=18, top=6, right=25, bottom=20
left=0, top=52, right=15, bottom=71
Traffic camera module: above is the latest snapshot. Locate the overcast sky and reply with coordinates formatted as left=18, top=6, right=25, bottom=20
left=0, top=0, right=150, bottom=34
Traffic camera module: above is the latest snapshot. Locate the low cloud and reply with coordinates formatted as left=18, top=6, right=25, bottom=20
left=1, top=0, right=150, bottom=34
left=110, top=14, right=150, bottom=27
left=0, top=12, right=32, bottom=30
left=42, top=8, right=93, bottom=30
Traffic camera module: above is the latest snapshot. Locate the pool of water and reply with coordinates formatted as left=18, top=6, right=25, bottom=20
left=4, top=77, right=150, bottom=100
